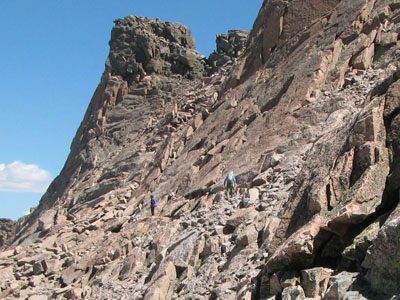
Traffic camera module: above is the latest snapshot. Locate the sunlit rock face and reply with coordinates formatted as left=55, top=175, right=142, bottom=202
left=2, top=0, right=400, bottom=299
left=108, top=16, right=209, bottom=80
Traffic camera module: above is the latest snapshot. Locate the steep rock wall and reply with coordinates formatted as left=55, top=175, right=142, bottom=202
left=2, top=0, right=400, bottom=299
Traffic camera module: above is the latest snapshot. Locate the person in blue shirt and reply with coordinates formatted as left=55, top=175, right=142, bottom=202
left=150, top=195, right=157, bottom=216
left=224, top=171, right=237, bottom=198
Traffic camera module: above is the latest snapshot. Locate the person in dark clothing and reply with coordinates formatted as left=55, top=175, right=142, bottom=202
left=150, top=195, right=157, bottom=216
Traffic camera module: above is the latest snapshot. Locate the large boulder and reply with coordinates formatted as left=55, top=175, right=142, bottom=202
left=301, top=267, right=333, bottom=298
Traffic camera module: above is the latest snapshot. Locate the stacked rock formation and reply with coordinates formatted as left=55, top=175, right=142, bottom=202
left=208, top=30, right=249, bottom=73
left=2, top=0, right=400, bottom=299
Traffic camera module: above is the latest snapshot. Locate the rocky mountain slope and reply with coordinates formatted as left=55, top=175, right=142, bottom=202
left=2, top=0, right=400, bottom=299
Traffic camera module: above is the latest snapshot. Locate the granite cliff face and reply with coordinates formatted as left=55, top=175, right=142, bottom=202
left=2, top=0, right=400, bottom=299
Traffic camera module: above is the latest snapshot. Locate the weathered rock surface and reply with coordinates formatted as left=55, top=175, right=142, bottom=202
left=0, top=218, right=15, bottom=249
left=362, top=202, right=400, bottom=295
left=109, top=16, right=209, bottom=80
left=208, top=30, right=249, bottom=73
left=2, top=0, right=400, bottom=299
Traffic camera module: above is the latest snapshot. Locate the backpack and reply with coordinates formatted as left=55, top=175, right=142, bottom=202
left=225, top=173, right=236, bottom=187
left=151, top=198, right=157, bottom=207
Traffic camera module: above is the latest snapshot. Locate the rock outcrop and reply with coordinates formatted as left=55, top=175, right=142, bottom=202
left=108, top=16, right=209, bottom=81
left=0, top=219, right=15, bottom=249
left=208, top=30, right=249, bottom=73
left=2, top=0, right=400, bottom=299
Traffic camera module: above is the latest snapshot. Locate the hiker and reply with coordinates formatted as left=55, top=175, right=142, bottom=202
left=224, top=171, right=237, bottom=198
left=150, top=195, right=157, bottom=216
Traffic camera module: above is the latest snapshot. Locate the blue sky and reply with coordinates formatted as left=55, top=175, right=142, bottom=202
left=0, top=1, right=261, bottom=220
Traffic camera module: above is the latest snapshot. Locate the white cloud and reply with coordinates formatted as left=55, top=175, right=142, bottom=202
left=0, top=161, right=53, bottom=193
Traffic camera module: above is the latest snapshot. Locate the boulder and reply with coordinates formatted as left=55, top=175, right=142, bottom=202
left=30, top=274, right=45, bottom=287
left=280, top=270, right=300, bottom=288
left=301, top=267, right=333, bottom=298
left=173, top=259, right=189, bottom=279
left=193, top=112, right=204, bottom=130
left=352, top=43, right=375, bottom=70
left=45, top=258, right=63, bottom=276
left=60, top=265, right=82, bottom=286
left=236, top=224, right=258, bottom=246
left=166, top=230, right=202, bottom=266
left=201, top=235, right=221, bottom=257
left=269, top=273, right=282, bottom=295
left=143, top=261, right=177, bottom=300
left=247, top=188, right=259, bottom=202
left=362, top=203, right=400, bottom=295
left=118, top=247, right=146, bottom=280
left=32, top=260, right=47, bottom=275
left=281, top=285, right=305, bottom=300
left=342, top=221, right=379, bottom=264
left=0, top=266, right=15, bottom=284
left=65, top=287, right=84, bottom=299
left=224, top=208, right=258, bottom=234
left=323, top=272, right=359, bottom=300
left=342, top=291, right=369, bottom=299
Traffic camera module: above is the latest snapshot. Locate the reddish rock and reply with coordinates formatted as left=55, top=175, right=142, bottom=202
left=2, top=1, right=400, bottom=299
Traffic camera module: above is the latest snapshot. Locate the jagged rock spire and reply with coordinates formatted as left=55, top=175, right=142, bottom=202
left=108, top=16, right=209, bottom=80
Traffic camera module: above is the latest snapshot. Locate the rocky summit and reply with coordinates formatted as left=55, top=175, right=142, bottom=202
left=2, top=0, right=400, bottom=299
